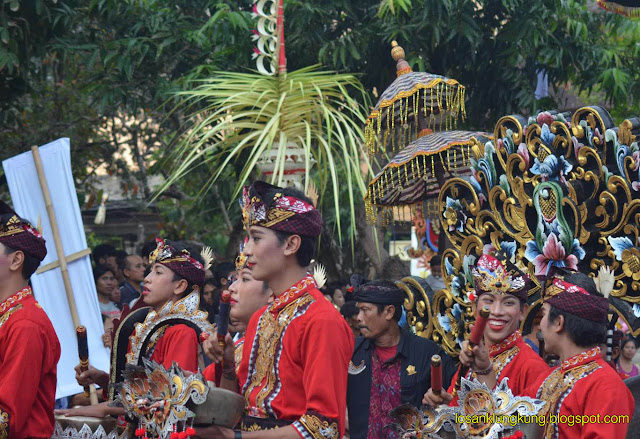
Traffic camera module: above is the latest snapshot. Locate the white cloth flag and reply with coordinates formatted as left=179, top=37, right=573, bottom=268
left=2, top=138, right=110, bottom=399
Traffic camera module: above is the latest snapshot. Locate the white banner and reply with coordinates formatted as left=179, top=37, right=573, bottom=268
left=2, top=138, right=110, bottom=399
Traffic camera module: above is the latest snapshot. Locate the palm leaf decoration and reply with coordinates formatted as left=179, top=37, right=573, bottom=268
left=156, top=65, right=370, bottom=242
left=155, top=0, right=371, bottom=243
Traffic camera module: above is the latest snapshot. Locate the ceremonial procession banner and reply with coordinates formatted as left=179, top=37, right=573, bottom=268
left=2, top=138, right=110, bottom=398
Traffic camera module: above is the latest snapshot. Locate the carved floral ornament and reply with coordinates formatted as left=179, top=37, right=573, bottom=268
left=387, top=377, right=545, bottom=439
left=400, top=106, right=640, bottom=355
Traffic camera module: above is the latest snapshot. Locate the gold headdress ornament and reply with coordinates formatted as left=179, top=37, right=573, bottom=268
left=148, top=238, right=206, bottom=287
left=241, top=181, right=323, bottom=237
left=0, top=201, right=47, bottom=261
left=235, top=237, right=249, bottom=272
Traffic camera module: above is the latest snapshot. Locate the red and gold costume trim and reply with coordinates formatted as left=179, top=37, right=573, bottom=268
left=0, top=286, right=32, bottom=315
left=489, top=330, right=521, bottom=356
left=242, top=275, right=316, bottom=418
left=0, top=287, right=60, bottom=438
left=0, top=409, right=8, bottom=439
left=536, top=348, right=601, bottom=439
left=234, top=337, right=245, bottom=375
left=448, top=329, right=550, bottom=406
left=293, top=412, right=340, bottom=439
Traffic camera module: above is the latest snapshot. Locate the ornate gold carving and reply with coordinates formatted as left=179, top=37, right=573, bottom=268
left=0, top=305, right=22, bottom=331
left=297, top=413, right=339, bottom=439
left=419, top=105, right=640, bottom=349
left=127, top=290, right=215, bottom=365
left=0, top=409, right=8, bottom=439
left=118, top=360, right=208, bottom=437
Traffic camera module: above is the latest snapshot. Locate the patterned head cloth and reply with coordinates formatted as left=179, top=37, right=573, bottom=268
left=148, top=238, right=205, bottom=289
left=543, top=274, right=609, bottom=323
left=472, top=253, right=529, bottom=302
left=241, top=181, right=323, bottom=238
left=0, top=201, right=47, bottom=262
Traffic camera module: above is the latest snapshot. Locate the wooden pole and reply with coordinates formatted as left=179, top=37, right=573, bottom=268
left=31, top=145, right=99, bottom=405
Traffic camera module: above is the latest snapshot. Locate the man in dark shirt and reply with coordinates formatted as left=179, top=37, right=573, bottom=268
left=118, top=254, right=145, bottom=306
left=346, top=280, right=455, bottom=439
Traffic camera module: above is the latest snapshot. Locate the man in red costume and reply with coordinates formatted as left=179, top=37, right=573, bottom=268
left=0, top=201, right=61, bottom=438
left=201, top=181, right=354, bottom=439
left=423, top=251, right=548, bottom=406
left=466, top=269, right=634, bottom=438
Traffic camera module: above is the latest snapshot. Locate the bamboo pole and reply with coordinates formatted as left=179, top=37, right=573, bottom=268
left=31, top=145, right=99, bottom=405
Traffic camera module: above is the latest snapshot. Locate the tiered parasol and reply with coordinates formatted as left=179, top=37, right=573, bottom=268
left=364, top=129, right=490, bottom=223
left=364, top=41, right=466, bottom=156
left=363, top=41, right=489, bottom=225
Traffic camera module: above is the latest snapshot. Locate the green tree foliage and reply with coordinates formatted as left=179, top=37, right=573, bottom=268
left=285, top=0, right=640, bottom=126
left=1, top=0, right=639, bottom=268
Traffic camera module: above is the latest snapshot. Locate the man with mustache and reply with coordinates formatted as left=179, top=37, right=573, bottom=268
left=347, top=279, right=456, bottom=439
left=466, top=269, right=634, bottom=438
left=423, top=251, right=549, bottom=406
left=201, top=181, right=354, bottom=439
left=0, top=201, right=60, bottom=439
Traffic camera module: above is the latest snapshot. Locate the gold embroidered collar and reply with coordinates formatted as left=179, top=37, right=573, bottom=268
left=0, top=286, right=32, bottom=315
left=270, top=274, right=316, bottom=312
left=489, top=330, right=521, bottom=357
left=561, top=347, right=600, bottom=372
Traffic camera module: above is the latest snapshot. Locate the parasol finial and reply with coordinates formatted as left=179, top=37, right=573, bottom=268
left=391, top=41, right=411, bottom=76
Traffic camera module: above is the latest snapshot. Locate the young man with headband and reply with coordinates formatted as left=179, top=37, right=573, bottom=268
left=423, top=251, right=548, bottom=406
left=465, top=269, right=634, bottom=438
left=202, top=181, right=354, bottom=439
left=59, top=238, right=211, bottom=418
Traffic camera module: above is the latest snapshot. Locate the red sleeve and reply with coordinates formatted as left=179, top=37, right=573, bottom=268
left=0, top=320, right=46, bottom=437
left=203, top=363, right=216, bottom=382
left=291, top=313, right=354, bottom=439
left=447, top=367, right=463, bottom=406
left=574, top=373, right=634, bottom=439
left=151, top=324, right=199, bottom=373
left=507, top=347, right=549, bottom=396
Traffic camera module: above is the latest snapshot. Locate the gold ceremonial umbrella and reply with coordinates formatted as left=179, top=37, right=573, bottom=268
left=364, top=41, right=466, bottom=156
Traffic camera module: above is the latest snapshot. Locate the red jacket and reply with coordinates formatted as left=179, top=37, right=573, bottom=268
left=448, top=330, right=549, bottom=404
left=237, top=275, right=354, bottom=438
left=0, top=287, right=60, bottom=439
left=526, top=347, right=634, bottom=439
